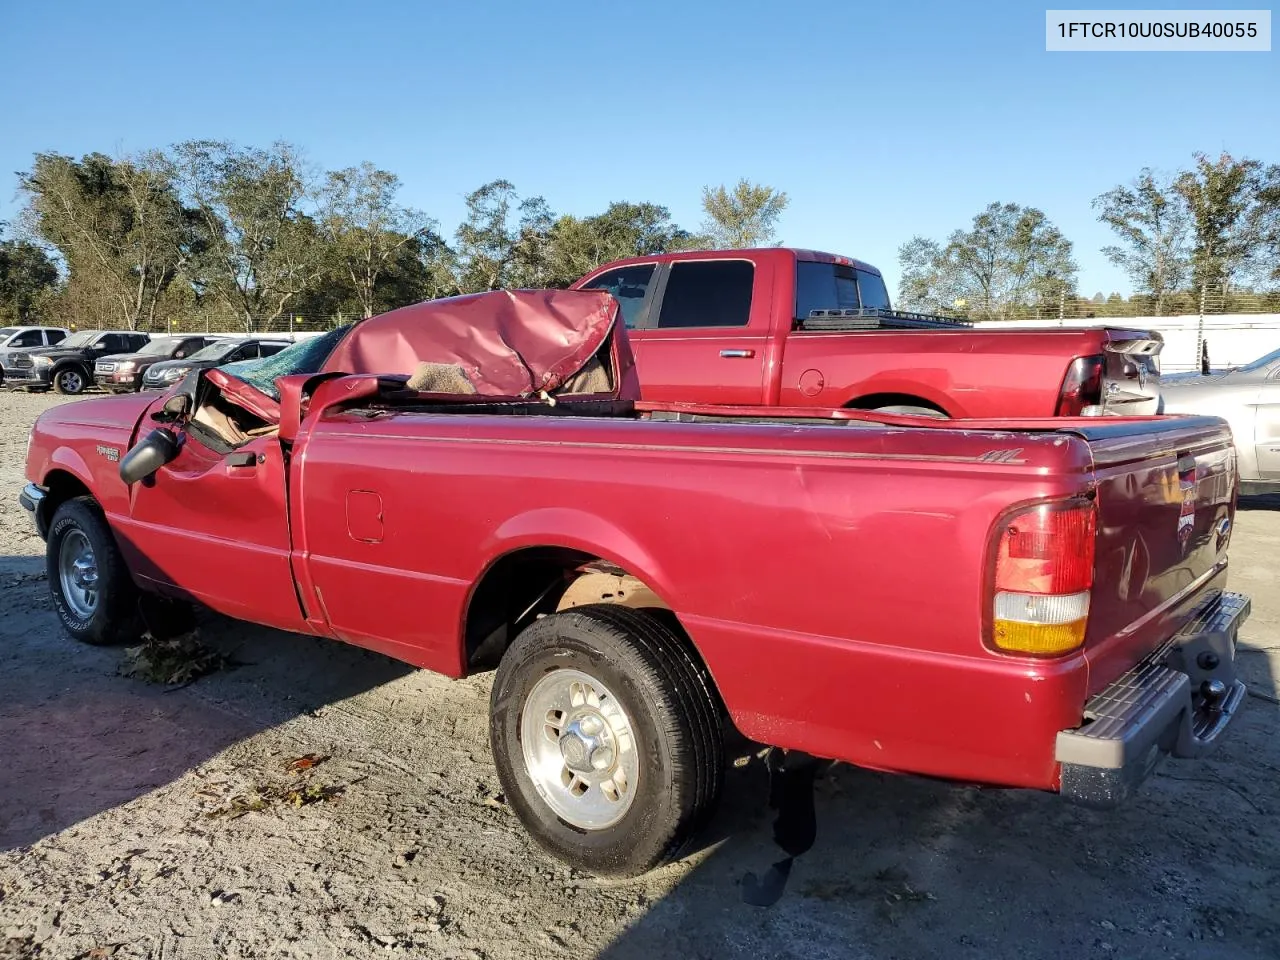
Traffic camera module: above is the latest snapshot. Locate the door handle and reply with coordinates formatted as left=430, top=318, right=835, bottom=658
left=719, top=349, right=755, bottom=359
left=225, top=451, right=260, bottom=468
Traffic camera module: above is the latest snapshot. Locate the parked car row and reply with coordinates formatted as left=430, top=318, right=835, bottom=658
left=0, top=329, right=293, bottom=395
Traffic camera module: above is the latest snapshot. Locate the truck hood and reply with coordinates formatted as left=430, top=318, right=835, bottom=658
left=28, top=347, right=90, bottom=362
left=321, top=288, right=639, bottom=400
left=98, top=350, right=171, bottom=365
left=35, top=391, right=156, bottom=430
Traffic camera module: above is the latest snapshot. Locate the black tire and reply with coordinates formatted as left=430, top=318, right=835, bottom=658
left=871, top=403, right=948, bottom=418
left=52, top=366, right=88, bottom=395
left=490, top=604, right=724, bottom=877
left=46, top=497, right=141, bottom=645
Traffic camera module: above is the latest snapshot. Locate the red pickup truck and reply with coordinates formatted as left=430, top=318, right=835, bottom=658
left=572, top=248, right=1163, bottom=417
left=20, top=289, right=1249, bottom=877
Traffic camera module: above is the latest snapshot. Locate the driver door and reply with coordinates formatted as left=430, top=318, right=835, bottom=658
left=120, top=383, right=306, bottom=633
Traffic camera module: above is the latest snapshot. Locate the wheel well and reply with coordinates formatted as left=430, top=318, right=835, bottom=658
left=43, top=469, right=92, bottom=513
left=463, top=547, right=676, bottom=673
left=844, top=392, right=949, bottom=415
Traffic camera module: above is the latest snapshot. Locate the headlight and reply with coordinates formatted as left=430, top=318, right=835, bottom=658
left=33, top=356, right=53, bottom=367
left=163, top=366, right=191, bottom=380
left=118, top=361, right=137, bottom=372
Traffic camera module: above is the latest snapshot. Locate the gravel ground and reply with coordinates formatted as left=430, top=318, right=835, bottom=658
left=1, top=389, right=1277, bottom=960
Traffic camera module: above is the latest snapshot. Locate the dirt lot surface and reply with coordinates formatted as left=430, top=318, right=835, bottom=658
left=1, top=389, right=1277, bottom=960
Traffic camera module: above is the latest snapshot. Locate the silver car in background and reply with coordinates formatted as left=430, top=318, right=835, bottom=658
left=1161, top=346, right=1280, bottom=495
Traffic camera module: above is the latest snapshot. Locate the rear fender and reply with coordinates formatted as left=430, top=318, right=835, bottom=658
left=844, top=380, right=960, bottom=416
left=483, top=507, right=677, bottom=610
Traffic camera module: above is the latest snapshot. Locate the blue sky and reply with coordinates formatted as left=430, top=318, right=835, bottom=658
left=2, top=0, right=1276, bottom=296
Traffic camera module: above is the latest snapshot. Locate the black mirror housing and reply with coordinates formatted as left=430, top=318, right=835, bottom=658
left=119, top=428, right=182, bottom=485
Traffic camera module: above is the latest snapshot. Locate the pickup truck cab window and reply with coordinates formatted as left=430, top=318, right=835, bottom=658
left=656, top=260, right=754, bottom=329
left=795, top=261, right=859, bottom=321
left=101, top=333, right=133, bottom=352
left=856, top=269, right=891, bottom=309
left=579, top=264, right=656, bottom=329
left=794, top=261, right=893, bottom=320
left=10, top=330, right=44, bottom=347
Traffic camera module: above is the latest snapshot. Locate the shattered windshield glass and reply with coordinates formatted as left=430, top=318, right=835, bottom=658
left=219, top=325, right=353, bottom=400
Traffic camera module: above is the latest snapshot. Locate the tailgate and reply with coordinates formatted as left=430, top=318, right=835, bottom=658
left=1068, top=415, right=1237, bottom=695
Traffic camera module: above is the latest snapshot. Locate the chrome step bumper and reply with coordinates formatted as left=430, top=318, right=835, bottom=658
left=1056, top=591, right=1250, bottom=807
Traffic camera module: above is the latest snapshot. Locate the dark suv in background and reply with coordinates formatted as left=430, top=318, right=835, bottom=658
left=142, top=336, right=293, bottom=389
left=96, top=335, right=224, bottom=393
left=9, top=330, right=151, bottom=394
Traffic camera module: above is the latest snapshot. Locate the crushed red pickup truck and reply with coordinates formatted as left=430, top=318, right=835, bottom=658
left=21, top=289, right=1249, bottom=877
left=572, top=248, right=1164, bottom=417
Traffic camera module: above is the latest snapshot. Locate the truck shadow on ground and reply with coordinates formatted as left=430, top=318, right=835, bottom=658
left=0, top=553, right=415, bottom=853
left=1238, top=492, right=1280, bottom=512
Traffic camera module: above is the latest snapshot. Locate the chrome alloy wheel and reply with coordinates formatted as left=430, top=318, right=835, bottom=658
left=58, top=529, right=99, bottom=620
left=520, top=668, right=640, bottom=830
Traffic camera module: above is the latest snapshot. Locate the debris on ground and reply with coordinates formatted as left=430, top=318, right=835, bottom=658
left=285, top=753, right=329, bottom=773
left=204, top=781, right=346, bottom=819
left=119, top=631, right=232, bottom=687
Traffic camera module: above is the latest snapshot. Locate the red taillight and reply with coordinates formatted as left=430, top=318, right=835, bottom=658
left=996, top=502, right=1096, bottom=595
left=1055, top=355, right=1105, bottom=417
left=988, top=499, right=1097, bottom=656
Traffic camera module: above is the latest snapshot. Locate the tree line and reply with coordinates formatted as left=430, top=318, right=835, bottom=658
left=2, top=142, right=1277, bottom=331
left=2, top=141, right=788, bottom=331
left=897, top=151, right=1280, bottom=320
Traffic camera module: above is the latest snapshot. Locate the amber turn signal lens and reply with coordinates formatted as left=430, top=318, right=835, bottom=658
left=991, top=617, right=1088, bottom=656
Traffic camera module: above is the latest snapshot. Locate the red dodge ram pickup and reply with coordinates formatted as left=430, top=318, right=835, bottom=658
left=572, top=248, right=1163, bottom=417
left=21, top=289, right=1248, bottom=877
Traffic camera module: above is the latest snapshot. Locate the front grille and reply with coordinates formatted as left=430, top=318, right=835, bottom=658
left=96, top=361, right=117, bottom=374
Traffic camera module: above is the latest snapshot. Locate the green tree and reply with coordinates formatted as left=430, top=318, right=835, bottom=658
left=699, top=179, right=788, bottom=248
left=0, top=224, right=59, bottom=323
left=19, top=151, right=196, bottom=330
left=1093, top=169, right=1190, bottom=315
left=1172, top=152, right=1278, bottom=293
left=319, top=162, right=443, bottom=317
left=542, top=202, right=696, bottom=286
left=897, top=203, right=1078, bottom=320
left=171, top=140, right=325, bottom=332
left=454, top=180, right=555, bottom=293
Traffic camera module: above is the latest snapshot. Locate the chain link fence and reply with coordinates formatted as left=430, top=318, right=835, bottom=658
left=951, top=290, right=1280, bottom=322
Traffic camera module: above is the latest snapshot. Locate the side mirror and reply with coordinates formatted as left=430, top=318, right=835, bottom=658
left=119, top=428, right=182, bottom=485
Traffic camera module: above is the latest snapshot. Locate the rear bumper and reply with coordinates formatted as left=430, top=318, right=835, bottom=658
left=1056, top=591, right=1250, bottom=807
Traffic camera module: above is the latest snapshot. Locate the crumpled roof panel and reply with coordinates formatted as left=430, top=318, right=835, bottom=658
left=320, top=288, right=637, bottom=400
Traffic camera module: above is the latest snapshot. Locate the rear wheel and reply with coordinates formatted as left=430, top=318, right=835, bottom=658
left=53, top=367, right=87, bottom=395
left=870, top=403, right=947, bottom=418
left=46, top=497, right=140, bottom=645
left=490, top=604, right=724, bottom=877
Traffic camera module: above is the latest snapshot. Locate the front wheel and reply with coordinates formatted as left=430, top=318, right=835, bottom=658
left=53, top=367, right=87, bottom=395
left=490, top=604, right=724, bottom=877
left=46, top=497, right=140, bottom=645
